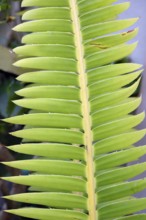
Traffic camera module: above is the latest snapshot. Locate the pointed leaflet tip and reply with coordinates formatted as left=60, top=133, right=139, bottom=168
left=129, top=41, right=138, bottom=51
left=130, top=27, right=139, bottom=35
left=4, top=209, right=17, bottom=214
left=7, top=145, right=20, bottom=151
left=12, top=99, right=24, bottom=109
left=9, top=131, right=17, bottom=137
left=121, top=2, right=130, bottom=10
left=126, top=17, right=139, bottom=27
left=1, top=176, right=22, bottom=183
left=12, top=100, right=20, bottom=106
left=13, top=60, right=21, bottom=67
left=0, top=176, right=9, bottom=181
left=1, top=161, right=11, bottom=166
left=15, top=89, right=21, bottom=96
left=139, top=111, right=146, bottom=121
left=126, top=41, right=138, bottom=53
left=2, top=118, right=12, bottom=124
left=2, top=195, right=9, bottom=199
left=133, top=17, right=140, bottom=22
left=13, top=47, right=17, bottom=54
left=1, top=118, right=7, bottom=123
left=12, top=23, right=26, bottom=32
left=132, top=63, right=143, bottom=70
left=21, top=0, right=32, bottom=7
left=12, top=25, right=19, bottom=32
left=142, top=128, right=146, bottom=135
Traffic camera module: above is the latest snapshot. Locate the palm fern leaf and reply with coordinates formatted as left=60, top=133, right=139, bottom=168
left=2, top=0, right=146, bottom=219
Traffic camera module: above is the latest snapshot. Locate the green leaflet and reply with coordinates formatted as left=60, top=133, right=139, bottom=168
left=22, top=8, right=71, bottom=20
left=96, top=146, right=146, bottom=170
left=83, top=18, right=138, bottom=41
left=17, top=71, right=79, bottom=86
left=6, top=208, right=88, bottom=220
left=3, top=159, right=86, bottom=176
left=80, top=3, right=130, bottom=26
left=94, top=129, right=146, bottom=155
left=92, top=97, right=141, bottom=127
left=91, top=79, right=141, bottom=112
left=97, top=162, right=146, bottom=187
left=4, top=113, right=83, bottom=129
left=79, top=0, right=118, bottom=14
left=4, top=193, right=87, bottom=210
left=8, top=143, right=85, bottom=160
left=13, top=98, right=81, bottom=114
left=11, top=128, right=84, bottom=144
left=3, top=1, right=146, bottom=220
left=89, top=70, right=141, bottom=97
left=86, top=43, right=137, bottom=70
left=13, top=19, right=73, bottom=33
left=98, top=178, right=146, bottom=203
left=86, top=28, right=138, bottom=52
left=2, top=175, right=87, bottom=193
left=22, top=0, right=70, bottom=7
left=14, top=57, right=77, bottom=71
left=99, top=198, right=146, bottom=219
left=116, top=214, right=146, bottom=220
left=16, top=85, right=80, bottom=100
left=22, top=32, right=74, bottom=45
left=88, top=63, right=142, bottom=83
left=93, top=112, right=145, bottom=140
left=14, top=44, right=76, bottom=59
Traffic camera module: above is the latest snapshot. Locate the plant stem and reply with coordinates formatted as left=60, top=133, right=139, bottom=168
left=70, top=1, right=97, bottom=219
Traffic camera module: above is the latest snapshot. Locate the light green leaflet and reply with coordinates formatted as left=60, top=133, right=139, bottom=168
left=2, top=0, right=146, bottom=220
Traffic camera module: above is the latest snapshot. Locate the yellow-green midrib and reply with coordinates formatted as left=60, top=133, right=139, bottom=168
left=70, top=1, right=97, bottom=219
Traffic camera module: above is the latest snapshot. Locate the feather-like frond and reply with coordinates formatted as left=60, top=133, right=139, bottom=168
left=3, top=0, right=146, bottom=219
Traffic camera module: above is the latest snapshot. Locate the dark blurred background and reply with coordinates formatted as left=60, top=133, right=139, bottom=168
left=0, top=1, right=29, bottom=219
left=0, top=0, right=146, bottom=219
